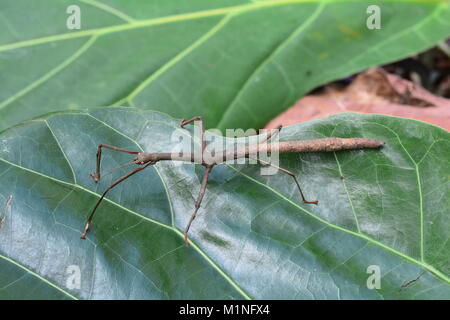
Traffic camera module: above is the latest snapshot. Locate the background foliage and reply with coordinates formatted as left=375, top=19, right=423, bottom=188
left=0, top=0, right=450, bottom=130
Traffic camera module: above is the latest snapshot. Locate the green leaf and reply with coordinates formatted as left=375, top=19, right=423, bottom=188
left=1, top=0, right=450, bottom=130
left=0, top=107, right=449, bottom=299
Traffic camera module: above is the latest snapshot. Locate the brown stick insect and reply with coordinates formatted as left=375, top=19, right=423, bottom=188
left=81, top=116, right=384, bottom=246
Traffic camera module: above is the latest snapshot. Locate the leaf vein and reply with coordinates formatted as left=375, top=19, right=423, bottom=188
left=0, top=36, right=97, bottom=111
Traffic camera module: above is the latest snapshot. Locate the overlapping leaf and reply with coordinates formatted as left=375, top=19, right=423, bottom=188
left=0, top=108, right=448, bottom=299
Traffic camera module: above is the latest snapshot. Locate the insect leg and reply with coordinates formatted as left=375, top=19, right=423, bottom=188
left=259, top=124, right=282, bottom=144
left=180, top=116, right=205, bottom=152
left=249, top=156, right=318, bottom=205
left=91, top=144, right=140, bottom=182
left=184, top=164, right=214, bottom=247
left=81, top=161, right=155, bottom=239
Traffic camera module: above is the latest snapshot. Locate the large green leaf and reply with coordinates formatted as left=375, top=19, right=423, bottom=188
left=0, top=107, right=449, bottom=299
left=1, top=0, right=450, bottom=131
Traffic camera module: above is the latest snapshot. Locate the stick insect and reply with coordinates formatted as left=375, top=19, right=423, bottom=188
left=81, top=116, right=384, bottom=246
